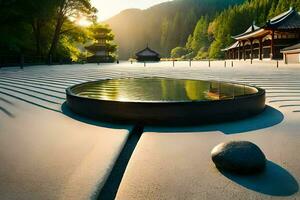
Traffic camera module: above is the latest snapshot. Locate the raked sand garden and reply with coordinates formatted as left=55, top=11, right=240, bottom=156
left=0, top=60, right=300, bottom=200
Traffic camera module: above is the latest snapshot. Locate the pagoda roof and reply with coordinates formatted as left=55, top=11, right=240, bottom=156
left=136, top=46, right=160, bottom=57
left=281, top=43, right=300, bottom=53
left=85, top=43, right=117, bottom=52
left=221, top=41, right=240, bottom=51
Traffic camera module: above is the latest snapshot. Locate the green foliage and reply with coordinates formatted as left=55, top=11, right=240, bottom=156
left=170, top=47, right=188, bottom=58
left=195, top=50, right=208, bottom=60
left=106, top=0, right=245, bottom=59
left=208, top=0, right=275, bottom=58
left=269, top=0, right=300, bottom=17
left=1, top=0, right=298, bottom=62
left=0, top=0, right=98, bottom=63
left=175, top=0, right=300, bottom=59
left=57, top=36, right=81, bottom=61
left=190, top=16, right=209, bottom=53
left=208, top=39, right=224, bottom=59
left=185, top=34, right=193, bottom=51
left=47, top=0, right=97, bottom=59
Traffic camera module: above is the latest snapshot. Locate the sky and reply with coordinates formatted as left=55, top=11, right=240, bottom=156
left=91, top=0, right=171, bottom=21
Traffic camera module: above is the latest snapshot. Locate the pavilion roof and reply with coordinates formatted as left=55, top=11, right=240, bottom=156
left=221, top=41, right=240, bottom=51
left=264, top=7, right=300, bottom=30
left=136, top=46, right=160, bottom=57
left=281, top=43, right=300, bottom=53
left=232, top=24, right=261, bottom=40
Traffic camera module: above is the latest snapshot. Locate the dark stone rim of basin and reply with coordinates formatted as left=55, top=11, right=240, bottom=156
left=66, top=78, right=266, bottom=125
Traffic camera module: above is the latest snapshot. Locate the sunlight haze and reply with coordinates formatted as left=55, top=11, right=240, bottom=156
left=92, top=0, right=171, bottom=21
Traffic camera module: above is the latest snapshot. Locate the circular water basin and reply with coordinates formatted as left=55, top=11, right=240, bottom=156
left=66, top=77, right=265, bottom=125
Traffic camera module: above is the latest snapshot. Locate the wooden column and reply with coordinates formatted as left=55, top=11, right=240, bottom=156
left=270, top=30, right=274, bottom=60
left=284, top=53, right=287, bottom=64
left=259, top=38, right=263, bottom=60
left=243, top=41, right=246, bottom=60
left=233, top=49, right=235, bottom=59
left=238, top=42, right=241, bottom=60
left=250, top=40, right=253, bottom=60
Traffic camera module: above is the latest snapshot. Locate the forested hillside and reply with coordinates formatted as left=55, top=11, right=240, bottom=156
left=105, top=0, right=245, bottom=59
left=172, top=0, right=300, bottom=59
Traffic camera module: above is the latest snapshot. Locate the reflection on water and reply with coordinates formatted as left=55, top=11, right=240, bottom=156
left=71, top=78, right=258, bottom=102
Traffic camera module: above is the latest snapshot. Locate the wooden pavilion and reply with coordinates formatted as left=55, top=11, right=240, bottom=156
left=223, top=7, right=300, bottom=60
left=136, top=46, right=160, bottom=62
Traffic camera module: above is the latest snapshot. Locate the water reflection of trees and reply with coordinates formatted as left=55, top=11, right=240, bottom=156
left=73, top=78, right=258, bottom=102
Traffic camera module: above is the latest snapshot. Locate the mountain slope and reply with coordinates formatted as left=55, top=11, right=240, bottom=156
left=105, top=0, right=245, bottom=59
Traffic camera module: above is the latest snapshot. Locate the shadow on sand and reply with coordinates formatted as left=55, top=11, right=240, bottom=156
left=61, top=103, right=290, bottom=198
left=62, top=102, right=141, bottom=200
left=62, top=102, right=283, bottom=135
left=144, top=105, right=284, bottom=134
left=61, top=102, right=131, bottom=130
left=221, top=160, right=299, bottom=196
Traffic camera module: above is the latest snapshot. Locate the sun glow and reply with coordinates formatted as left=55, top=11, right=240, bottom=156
left=75, top=16, right=92, bottom=27
left=91, top=0, right=171, bottom=21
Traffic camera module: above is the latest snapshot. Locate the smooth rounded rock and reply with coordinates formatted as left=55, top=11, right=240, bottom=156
left=211, top=141, right=266, bottom=174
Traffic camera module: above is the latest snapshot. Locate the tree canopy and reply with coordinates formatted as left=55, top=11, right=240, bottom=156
left=0, top=0, right=98, bottom=64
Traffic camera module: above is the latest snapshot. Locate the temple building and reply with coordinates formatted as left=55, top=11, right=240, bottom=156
left=281, top=43, right=300, bottom=63
left=136, top=46, right=160, bottom=62
left=222, top=7, right=300, bottom=60
left=85, top=25, right=117, bottom=63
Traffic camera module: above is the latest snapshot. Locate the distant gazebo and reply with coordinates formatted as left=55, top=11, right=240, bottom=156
left=136, top=45, right=160, bottom=62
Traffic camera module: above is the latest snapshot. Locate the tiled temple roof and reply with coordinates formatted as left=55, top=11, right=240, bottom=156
left=136, top=47, right=160, bottom=57
left=221, top=41, right=239, bottom=51
left=264, top=7, right=300, bottom=30
left=232, top=24, right=261, bottom=39
left=281, top=43, right=300, bottom=53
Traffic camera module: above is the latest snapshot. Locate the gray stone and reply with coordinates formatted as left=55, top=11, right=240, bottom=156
left=211, top=141, right=266, bottom=174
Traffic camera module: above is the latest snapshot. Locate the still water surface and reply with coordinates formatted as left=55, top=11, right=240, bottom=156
left=71, top=78, right=258, bottom=102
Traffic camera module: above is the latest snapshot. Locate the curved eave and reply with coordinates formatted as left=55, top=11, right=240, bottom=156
left=268, top=8, right=294, bottom=25
left=221, top=41, right=240, bottom=51
left=136, top=51, right=159, bottom=57
left=232, top=29, right=269, bottom=40
left=263, top=9, right=300, bottom=30
left=135, top=54, right=159, bottom=57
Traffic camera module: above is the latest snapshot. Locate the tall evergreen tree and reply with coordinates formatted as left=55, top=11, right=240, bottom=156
left=191, top=16, right=209, bottom=53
